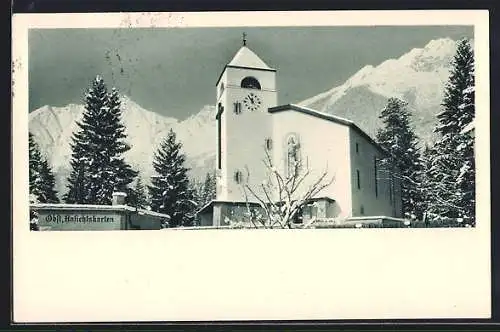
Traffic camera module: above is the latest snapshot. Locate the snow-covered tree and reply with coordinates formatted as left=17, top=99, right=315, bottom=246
left=37, top=158, right=59, bottom=203
left=30, top=210, right=39, bottom=231
left=104, top=87, right=138, bottom=192
left=192, top=173, right=214, bottom=208
left=64, top=161, right=87, bottom=204
left=29, top=132, right=59, bottom=203
left=148, top=129, right=196, bottom=227
left=240, top=147, right=334, bottom=229
left=126, top=177, right=149, bottom=209
left=29, top=132, right=43, bottom=198
left=203, top=172, right=217, bottom=203
left=418, top=144, right=438, bottom=224
left=456, top=56, right=475, bottom=224
left=190, top=179, right=204, bottom=227
left=64, top=76, right=137, bottom=204
left=376, top=97, right=422, bottom=220
left=191, top=171, right=217, bottom=225
left=426, top=38, right=475, bottom=225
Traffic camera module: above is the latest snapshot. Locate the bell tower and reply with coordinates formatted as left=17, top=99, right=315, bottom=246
left=215, top=37, right=278, bottom=203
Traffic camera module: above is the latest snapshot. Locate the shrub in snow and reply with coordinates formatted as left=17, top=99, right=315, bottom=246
left=29, top=210, right=39, bottom=231
left=239, top=147, right=334, bottom=229
left=227, top=217, right=246, bottom=229
left=29, top=193, right=38, bottom=204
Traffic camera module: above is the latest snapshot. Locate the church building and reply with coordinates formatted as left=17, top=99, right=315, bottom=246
left=197, top=38, right=403, bottom=227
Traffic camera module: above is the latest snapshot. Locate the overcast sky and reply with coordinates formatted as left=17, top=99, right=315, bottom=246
left=29, top=26, right=473, bottom=120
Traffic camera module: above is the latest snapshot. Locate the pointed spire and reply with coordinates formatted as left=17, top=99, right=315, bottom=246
left=224, top=32, right=274, bottom=70
left=228, top=44, right=272, bottom=69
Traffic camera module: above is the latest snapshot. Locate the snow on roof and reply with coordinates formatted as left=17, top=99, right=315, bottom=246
left=228, top=46, right=273, bottom=70
left=30, top=203, right=170, bottom=219
left=196, top=197, right=337, bottom=215
left=196, top=200, right=261, bottom=215
left=216, top=46, right=276, bottom=86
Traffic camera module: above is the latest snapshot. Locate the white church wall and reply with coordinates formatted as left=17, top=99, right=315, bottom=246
left=271, top=109, right=353, bottom=218
left=349, top=128, right=396, bottom=217
left=215, top=108, right=228, bottom=201
left=215, top=71, right=228, bottom=201
left=216, top=71, right=228, bottom=101
left=220, top=68, right=277, bottom=202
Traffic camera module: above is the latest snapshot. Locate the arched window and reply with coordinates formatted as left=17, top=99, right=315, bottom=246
left=241, top=76, right=261, bottom=90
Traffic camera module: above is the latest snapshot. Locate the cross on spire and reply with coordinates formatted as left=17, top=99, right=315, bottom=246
left=242, top=32, right=247, bottom=46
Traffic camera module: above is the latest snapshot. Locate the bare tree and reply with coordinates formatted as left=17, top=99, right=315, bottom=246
left=235, top=147, right=334, bottom=229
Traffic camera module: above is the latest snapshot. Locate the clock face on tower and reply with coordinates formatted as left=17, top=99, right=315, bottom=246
left=243, top=92, right=262, bottom=111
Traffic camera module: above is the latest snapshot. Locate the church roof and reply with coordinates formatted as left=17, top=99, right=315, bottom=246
left=215, top=46, right=276, bottom=86
left=227, top=46, right=273, bottom=70
left=268, top=104, right=389, bottom=156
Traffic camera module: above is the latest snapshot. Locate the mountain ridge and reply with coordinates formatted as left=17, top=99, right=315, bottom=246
left=29, top=37, right=462, bottom=198
left=29, top=96, right=216, bottom=197
left=298, top=37, right=459, bottom=143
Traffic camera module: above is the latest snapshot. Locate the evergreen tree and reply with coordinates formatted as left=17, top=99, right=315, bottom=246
left=192, top=172, right=216, bottom=208
left=148, top=129, right=196, bottom=227
left=418, top=144, right=438, bottom=224
left=37, top=158, right=60, bottom=203
left=29, top=132, right=43, bottom=199
left=126, top=177, right=149, bottom=209
left=64, top=129, right=89, bottom=203
left=376, top=97, right=423, bottom=220
left=456, top=65, right=475, bottom=224
left=190, top=179, right=204, bottom=226
left=64, top=161, right=87, bottom=204
left=64, top=76, right=137, bottom=204
left=105, top=87, right=138, bottom=193
left=29, top=132, right=59, bottom=203
left=427, top=38, right=475, bottom=224
left=191, top=179, right=203, bottom=206
left=191, top=171, right=217, bottom=225
left=201, top=172, right=216, bottom=206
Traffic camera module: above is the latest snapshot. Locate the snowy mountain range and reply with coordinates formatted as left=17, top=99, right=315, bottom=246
left=29, top=37, right=461, bottom=198
left=29, top=97, right=216, bottom=196
left=299, top=38, right=458, bottom=142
